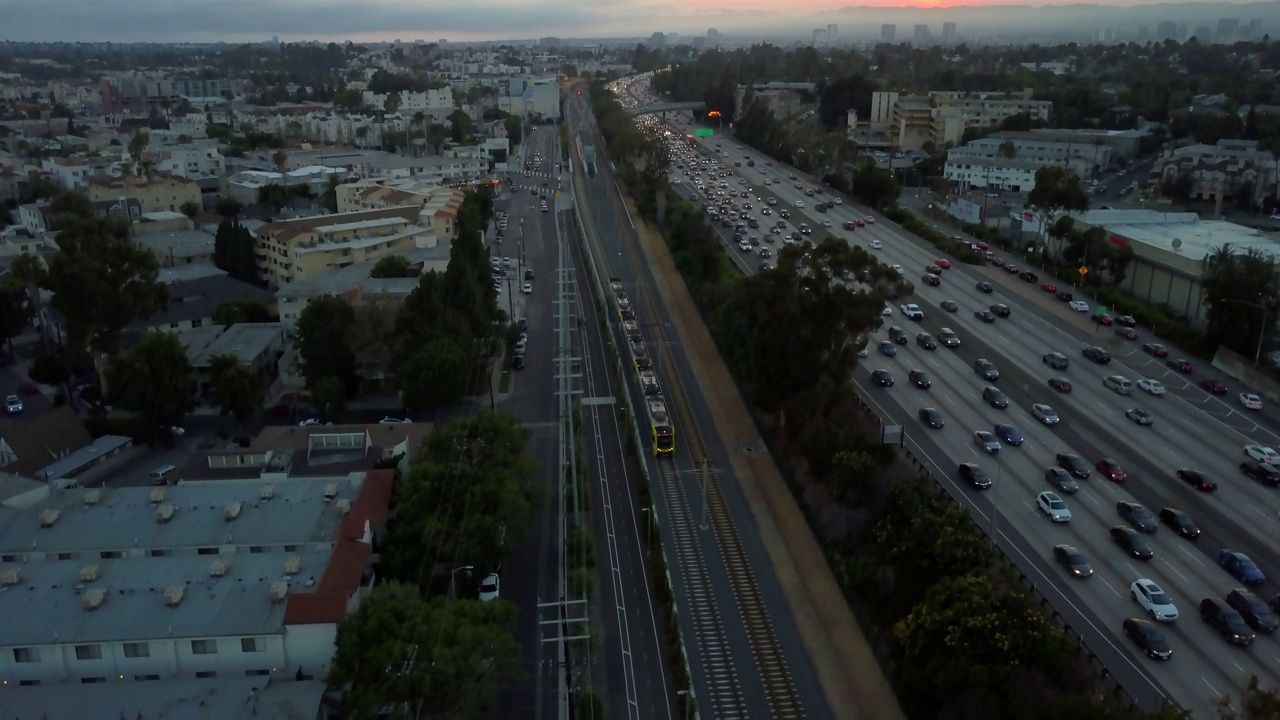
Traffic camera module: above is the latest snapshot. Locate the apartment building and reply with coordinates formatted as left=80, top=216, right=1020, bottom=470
left=275, top=246, right=449, bottom=330
left=0, top=463, right=394, bottom=717
left=18, top=197, right=144, bottom=235
left=40, top=155, right=115, bottom=191
left=361, top=87, right=454, bottom=111
left=947, top=136, right=1113, bottom=179
left=87, top=174, right=201, bottom=214
left=943, top=156, right=1045, bottom=192
left=148, top=144, right=225, bottom=184
left=280, top=148, right=488, bottom=186
left=997, top=127, right=1150, bottom=161
left=335, top=178, right=463, bottom=238
left=876, top=89, right=1053, bottom=152
left=224, top=166, right=349, bottom=206
left=255, top=205, right=442, bottom=287
left=266, top=111, right=424, bottom=148
left=498, top=78, right=561, bottom=120
left=1149, top=139, right=1279, bottom=206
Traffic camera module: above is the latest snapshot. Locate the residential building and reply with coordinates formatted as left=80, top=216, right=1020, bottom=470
left=943, top=156, right=1044, bottom=192
left=0, top=405, right=102, bottom=483
left=133, top=227, right=217, bottom=268
left=148, top=144, right=225, bottom=187
left=0, top=462, right=395, bottom=699
left=175, top=322, right=288, bottom=397
left=255, top=206, right=443, bottom=287
left=335, top=178, right=463, bottom=237
left=1019, top=62, right=1074, bottom=76
left=942, top=22, right=957, bottom=45
left=881, top=24, right=896, bottom=42
left=275, top=246, right=449, bottom=330
left=41, top=156, right=110, bottom=191
left=1149, top=139, right=1278, bottom=207
left=947, top=135, right=1113, bottom=180
left=361, top=88, right=453, bottom=111
left=224, top=166, right=349, bottom=207
left=86, top=174, right=201, bottom=214
left=276, top=148, right=488, bottom=186
left=18, top=197, right=143, bottom=235
left=877, top=89, right=1053, bottom=151
left=997, top=127, right=1150, bottom=161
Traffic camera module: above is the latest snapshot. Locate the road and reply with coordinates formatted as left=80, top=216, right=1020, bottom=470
left=567, top=90, right=831, bottom=720
left=633, top=85, right=1280, bottom=716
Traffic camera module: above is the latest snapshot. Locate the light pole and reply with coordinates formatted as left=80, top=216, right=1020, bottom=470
left=449, top=565, right=474, bottom=599
left=1221, top=297, right=1270, bottom=365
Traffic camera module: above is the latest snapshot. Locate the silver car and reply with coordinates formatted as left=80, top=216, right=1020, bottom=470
left=1033, top=403, right=1060, bottom=425
left=974, top=431, right=1001, bottom=454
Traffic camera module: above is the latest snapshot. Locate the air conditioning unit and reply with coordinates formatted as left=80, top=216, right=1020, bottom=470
left=0, top=567, right=22, bottom=586
left=323, top=483, right=338, bottom=500
left=335, top=498, right=352, bottom=515
left=82, top=588, right=106, bottom=611
left=78, top=565, right=101, bottom=582
left=84, top=489, right=104, bottom=505
left=155, top=503, right=176, bottom=524
left=209, top=559, right=229, bottom=578
left=163, top=585, right=185, bottom=607
left=284, top=556, right=301, bottom=575
left=260, top=484, right=275, bottom=500
left=150, top=487, right=167, bottom=504
left=269, top=581, right=289, bottom=602
left=224, top=501, right=243, bottom=522
left=39, top=509, right=61, bottom=528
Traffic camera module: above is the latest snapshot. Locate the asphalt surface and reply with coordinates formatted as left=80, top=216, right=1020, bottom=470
left=574, top=88, right=833, bottom=719
left=660, top=113, right=1280, bottom=716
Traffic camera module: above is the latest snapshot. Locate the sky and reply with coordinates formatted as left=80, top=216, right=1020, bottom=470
left=0, top=0, right=1257, bottom=43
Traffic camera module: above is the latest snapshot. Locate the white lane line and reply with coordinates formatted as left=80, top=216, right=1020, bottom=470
left=1097, top=574, right=1124, bottom=600
left=1125, top=562, right=1142, bottom=579
left=1234, top=662, right=1246, bottom=674
left=1159, top=559, right=1188, bottom=583
left=1248, top=503, right=1274, bottom=522
left=1081, top=489, right=1101, bottom=507
left=1098, top=482, right=1119, bottom=497
left=1176, top=543, right=1206, bottom=567
left=1095, top=401, right=1109, bottom=411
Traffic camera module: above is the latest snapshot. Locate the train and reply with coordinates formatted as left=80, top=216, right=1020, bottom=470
left=609, top=277, right=676, bottom=456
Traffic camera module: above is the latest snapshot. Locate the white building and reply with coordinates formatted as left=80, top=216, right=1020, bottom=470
left=1149, top=138, right=1279, bottom=207
left=944, top=156, right=1043, bottom=192
left=225, top=166, right=350, bottom=205
left=361, top=87, right=454, bottom=111
left=151, top=144, right=226, bottom=182
left=498, top=78, right=561, bottom=120
left=947, top=136, right=1111, bottom=179
left=0, top=465, right=394, bottom=689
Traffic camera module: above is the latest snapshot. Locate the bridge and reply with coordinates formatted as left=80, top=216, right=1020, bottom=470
left=628, top=101, right=706, bottom=117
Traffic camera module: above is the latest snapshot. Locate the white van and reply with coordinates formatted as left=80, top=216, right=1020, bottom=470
left=149, top=465, right=177, bottom=485
left=1103, top=376, right=1134, bottom=395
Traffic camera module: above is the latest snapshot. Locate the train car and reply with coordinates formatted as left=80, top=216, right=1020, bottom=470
left=629, top=339, right=653, bottom=370
left=622, top=318, right=642, bottom=341
left=609, top=278, right=626, bottom=297
left=638, top=368, right=661, bottom=396
left=616, top=296, right=635, bottom=320
left=646, top=396, right=676, bottom=455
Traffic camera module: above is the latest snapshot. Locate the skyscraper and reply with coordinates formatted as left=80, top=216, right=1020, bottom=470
left=881, top=24, right=896, bottom=42
left=1156, top=21, right=1178, bottom=40
left=913, top=24, right=931, bottom=45
left=942, top=22, right=957, bottom=44
left=826, top=24, right=838, bottom=46
left=1216, top=18, right=1240, bottom=43
left=811, top=28, right=825, bottom=46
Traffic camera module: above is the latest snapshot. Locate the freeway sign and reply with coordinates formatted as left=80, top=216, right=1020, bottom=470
left=1078, top=266, right=1089, bottom=276
left=694, top=128, right=714, bottom=137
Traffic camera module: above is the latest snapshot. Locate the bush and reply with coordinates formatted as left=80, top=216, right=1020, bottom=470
left=1092, top=286, right=1215, bottom=357
left=83, top=415, right=152, bottom=440
left=28, top=351, right=69, bottom=386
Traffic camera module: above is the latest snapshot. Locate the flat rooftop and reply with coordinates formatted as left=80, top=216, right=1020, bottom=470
left=134, top=229, right=215, bottom=260
left=1073, top=209, right=1280, bottom=264
left=191, top=322, right=284, bottom=366
left=276, top=246, right=446, bottom=300
left=0, top=675, right=327, bottom=719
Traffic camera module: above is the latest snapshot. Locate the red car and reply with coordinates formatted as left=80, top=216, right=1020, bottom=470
left=856, top=219, right=866, bottom=227
left=935, top=259, right=951, bottom=269
left=1143, top=343, right=1168, bottom=357
left=1041, top=283, right=1057, bottom=293
left=1199, top=379, right=1228, bottom=395
left=978, top=242, right=990, bottom=250
left=992, top=258, right=1005, bottom=267
left=1115, top=327, right=1138, bottom=340
left=1096, top=458, right=1127, bottom=482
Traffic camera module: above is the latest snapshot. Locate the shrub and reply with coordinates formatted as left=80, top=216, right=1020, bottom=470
left=83, top=415, right=152, bottom=440
left=28, top=351, right=69, bottom=386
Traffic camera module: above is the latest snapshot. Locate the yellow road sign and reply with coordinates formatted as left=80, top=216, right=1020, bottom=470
left=1078, top=266, right=1089, bottom=276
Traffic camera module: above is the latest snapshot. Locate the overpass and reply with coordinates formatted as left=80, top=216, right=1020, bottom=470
left=627, top=101, right=706, bottom=117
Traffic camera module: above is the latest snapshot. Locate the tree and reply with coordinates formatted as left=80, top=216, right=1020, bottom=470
left=179, top=200, right=201, bottom=219
left=10, top=253, right=46, bottom=339
left=350, top=301, right=399, bottom=380
left=44, top=215, right=169, bottom=360
left=384, top=411, right=538, bottom=581
left=449, top=109, right=472, bottom=144
left=426, top=123, right=448, bottom=154
left=215, top=197, right=243, bottom=218
left=327, top=582, right=523, bottom=719
left=399, top=338, right=473, bottom=410
left=106, top=331, right=196, bottom=435
left=384, top=91, right=402, bottom=114
left=371, top=254, right=414, bottom=278
left=1025, top=165, right=1090, bottom=259
left=1201, top=244, right=1280, bottom=357
left=127, top=130, right=150, bottom=159
left=1219, top=675, right=1280, bottom=719
left=213, top=218, right=258, bottom=284
left=208, top=354, right=264, bottom=428
left=410, top=110, right=427, bottom=156
left=271, top=150, right=288, bottom=176
left=212, top=297, right=274, bottom=326
left=294, top=295, right=357, bottom=393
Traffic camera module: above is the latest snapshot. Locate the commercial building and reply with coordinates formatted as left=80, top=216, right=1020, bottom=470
left=224, top=166, right=349, bottom=206
left=944, top=135, right=1114, bottom=188
left=86, top=173, right=201, bottom=214
left=996, top=127, right=1150, bottom=161
left=943, top=156, right=1044, bottom=192
left=498, top=77, right=561, bottom=120
left=865, top=90, right=1053, bottom=152
left=1148, top=139, right=1278, bottom=208
left=881, top=24, right=896, bottom=42
left=942, top=22, right=958, bottom=45
left=275, top=148, right=488, bottom=187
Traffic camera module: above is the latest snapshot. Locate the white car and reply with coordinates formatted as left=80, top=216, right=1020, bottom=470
left=379, top=416, right=412, bottom=425
left=1032, top=403, right=1060, bottom=425
left=478, top=573, right=500, bottom=602
left=1240, top=393, right=1264, bottom=410
left=1245, top=444, right=1280, bottom=464
left=1137, top=378, right=1165, bottom=395
left=795, top=200, right=806, bottom=208
left=1068, top=300, right=1090, bottom=313
left=767, top=197, right=778, bottom=206
left=738, top=240, right=751, bottom=251
left=1036, top=491, right=1072, bottom=522
left=4, top=395, right=22, bottom=414
left=1131, top=579, right=1178, bottom=622
left=522, top=283, right=533, bottom=294
left=833, top=198, right=843, bottom=205
left=869, top=240, right=882, bottom=250
left=866, top=215, right=875, bottom=224
left=821, top=219, right=832, bottom=227
left=882, top=303, right=893, bottom=316
left=900, top=303, right=924, bottom=320
left=891, top=264, right=905, bottom=276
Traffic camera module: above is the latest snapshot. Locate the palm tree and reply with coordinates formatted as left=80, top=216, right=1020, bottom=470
left=271, top=150, right=288, bottom=176
left=411, top=111, right=426, bottom=157
left=354, top=125, right=369, bottom=149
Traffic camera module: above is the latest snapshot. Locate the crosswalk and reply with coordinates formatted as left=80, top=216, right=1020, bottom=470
left=516, top=170, right=555, bottom=178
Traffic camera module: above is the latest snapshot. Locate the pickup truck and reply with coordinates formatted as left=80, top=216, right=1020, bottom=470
left=900, top=303, right=924, bottom=320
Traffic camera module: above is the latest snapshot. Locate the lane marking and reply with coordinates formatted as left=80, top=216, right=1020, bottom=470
left=1098, top=575, right=1124, bottom=599
left=1159, top=559, right=1187, bottom=583
left=1176, top=543, right=1206, bottom=567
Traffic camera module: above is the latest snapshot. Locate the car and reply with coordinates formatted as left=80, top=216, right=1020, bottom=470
left=1115, top=327, right=1139, bottom=340
left=940, top=301, right=958, bottom=313
left=882, top=302, right=893, bottom=316
left=1137, top=378, right=1165, bottom=395
left=1240, top=393, right=1265, bottom=410
left=4, top=395, right=22, bottom=414
left=865, top=215, right=875, bottom=224
left=1056, top=290, right=1075, bottom=302
left=1041, top=282, right=1058, bottom=293
left=522, top=283, right=533, bottom=294
left=1050, top=454, right=1086, bottom=480
left=974, top=359, right=999, bottom=381
left=993, top=423, right=1023, bottom=446
left=878, top=340, right=897, bottom=357
left=1116, top=314, right=1138, bottom=327
left=513, top=354, right=526, bottom=370
left=1092, top=313, right=1113, bottom=326
left=1132, top=579, right=1179, bottom=622
left=935, top=259, right=951, bottom=269
left=924, top=264, right=942, bottom=276
left=888, top=326, right=908, bottom=345
left=1053, top=545, right=1093, bottom=577
left=478, top=573, right=501, bottom=602
left=1047, top=377, right=1073, bottom=393
left=982, top=386, right=1009, bottom=409
left=974, top=431, right=1002, bottom=454
left=958, top=462, right=992, bottom=489
left=1200, top=598, right=1254, bottom=645
left=921, top=273, right=941, bottom=287
left=1117, top=501, right=1157, bottom=533
left=870, top=369, right=894, bottom=387
left=916, top=333, right=937, bottom=350
left=1037, top=491, right=1072, bottom=522
left=379, top=416, right=412, bottom=425
left=1111, top=526, right=1154, bottom=560
left=1176, top=468, right=1218, bottom=492
left=868, top=239, right=881, bottom=249
left=974, top=310, right=996, bottom=323
left=1166, top=358, right=1194, bottom=373
left=1045, top=466, right=1079, bottom=494
left=1220, top=550, right=1266, bottom=585
left=908, top=369, right=932, bottom=389
left=976, top=281, right=994, bottom=293
left=299, top=418, right=325, bottom=426
left=1082, top=346, right=1111, bottom=364
left=1020, top=271, right=1039, bottom=283
left=1227, top=588, right=1279, bottom=633
left=1097, top=458, right=1127, bottom=482
left=938, top=328, right=960, bottom=348
left=1068, top=300, right=1090, bottom=312
left=1142, top=343, right=1169, bottom=357
left=1125, top=407, right=1154, bottom=426
left=918, top=407, right=945, bottom=428
left=1241, top=460, right=1280, bottom=486
left=1159, top=507, right=1200, bottom=539
left=1103, top=375, right=1134, bottom=395
left=1123, top=618, right=1172, bottom=660
left=990, top=303, right=1011, bottom=318
left=1200, top=379, right=1229, bottom=395
left=1245, top=444, right=1280, bottom=464
left=1042, top=352, right=1070, bottom=370
left=1032, top=403, right=1060, bottom=425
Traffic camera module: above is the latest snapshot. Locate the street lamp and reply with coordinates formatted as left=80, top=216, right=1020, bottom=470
left=449, top=565, right=474, bottom=599
left=1220, top=297, right=1270, bottom=365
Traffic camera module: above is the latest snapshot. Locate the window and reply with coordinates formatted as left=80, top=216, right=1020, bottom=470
left=190, top=639, right=217, bottom=655
left=241, top=637, right=264, bottom=653
left=75, top=645, right=102, bottom=660
left=80, top=676, right=107, bottom=684
left=57, top=552, right=74, bottom=561
left=197, top=547, right=219, bottom=556
left=123, top=642, right=150, bottom=658
left=19, top=679, right=40, bottom=687
left=134, top=674, right=160, bottom=681
left=245, top=669, right=270, bottom=676
left=13, top=647, right=39, bottom=663
left=195, top=670, right=217, bottom=678
left=98, top=550, right=121, bottom=559
left=249, top=546, right=264, bottom=554
left=149, top=549, right=171, bottom=558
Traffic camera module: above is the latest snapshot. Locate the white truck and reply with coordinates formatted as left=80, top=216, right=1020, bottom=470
left=900, top=303, right=924, bottom=321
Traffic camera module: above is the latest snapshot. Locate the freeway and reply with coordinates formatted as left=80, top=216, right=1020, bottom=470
left=630, top=90, right=1280, bottom=715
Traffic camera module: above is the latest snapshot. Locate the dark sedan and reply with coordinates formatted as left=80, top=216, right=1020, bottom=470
left=1117, top=501, right=1158, bottom=533
left=1160, top=507, right=1200, bottom=539
left=1241, top=460, right=1280, bottom=487
left=1053, top=544, right=1093, bottom=578
left=994, top=423, right=1023, bottom=446
left=1048, top=377, right=1073, bottom=393
left=1092, top=313, right=1114, bottom=326
left=1167, top=358, right=1195, bottom=373
left=1082, top=346, right=1111, bottom=364
left=1112, top=526, right=1154, bottom=560
left=1123, top=617, right=1172, bottom=660
left=1227, top=588, right=1279, bottom=633
left=940, top=300, right=959, bottom=312
left=974, top=310, right=996, bottom=323
left=871, top=369, right=894, bottom=387
left=976, top=281, right=994, bottom=293
left=1096, top=458, right=1127, bottom=482
left=918, top=407, right=945, bottom=428
left=908, top=369, right=932, bottom=389
left=990, top=303, right=1011, bottom=318
left=959, top=462, right=992, bottom=489
left=922, top=273, right=941, bottom=287
left=1143, top=343, right=1169, bottom=357
left=1177, top=468, right=1218, bottom=492
left=1045, top=466, right=1079, bottom=494
left=1056, top=452, right=1091, bottom=479
left=1200, top=379, right=1229, bottom=395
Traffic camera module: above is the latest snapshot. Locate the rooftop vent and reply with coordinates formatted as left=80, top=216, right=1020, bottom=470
left=82, top=588, right=106, bottom=611
left=83, top=489, right=104, bottom=505
left=149, top=487, right=167, bottom=504
left=259, top=484, right=275, bottom=500
left=323, top=482, right=338, bottom=500
left=284, top=556, right=301, bottom=575
left=335, top=498, right=352, bottom=515
left=209, top=559, right=229, bottom=578
left=0, top=567, right=22, bottom=586
left=39, top=509, right=61, bottom=528
left=224, top=501, right=242, bottom=522
left=78, top=565, right=100, bottom=582
left=163, top=585, right=185, bottom=607
left=269, top=581, right=289, bottom=602
left=155, top=503, right=176, bottom=524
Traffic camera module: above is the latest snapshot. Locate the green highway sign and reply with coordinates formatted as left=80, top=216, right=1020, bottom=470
left=694, top=128, right=714, bottom=137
